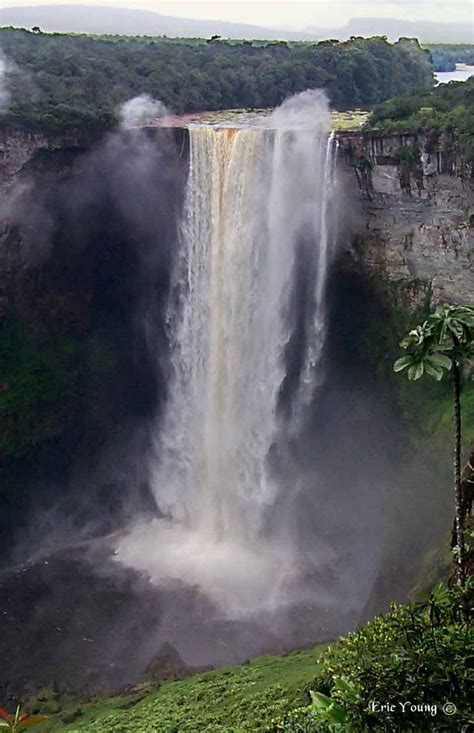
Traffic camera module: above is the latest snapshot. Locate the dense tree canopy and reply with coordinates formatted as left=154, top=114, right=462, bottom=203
left=369, top=76, right=474, bottom=160
left=0, top=28, right=433, bottom=133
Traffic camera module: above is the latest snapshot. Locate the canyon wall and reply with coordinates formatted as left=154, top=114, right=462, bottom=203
left=338, top=131, right=473, bottom=305
left=1, top=126, right=472, bottom=309
left=0, top=128, right=96, bottom=194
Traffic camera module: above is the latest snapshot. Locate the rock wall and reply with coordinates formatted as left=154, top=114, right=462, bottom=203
left=1, top=126, right=473, bottom=307
left=0, top=128, right=96, bottom=195
left=338, top=131, right=474, bottom=305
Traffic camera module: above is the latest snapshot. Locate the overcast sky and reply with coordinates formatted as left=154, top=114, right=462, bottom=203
left=3, top=0, right=473, bottom=28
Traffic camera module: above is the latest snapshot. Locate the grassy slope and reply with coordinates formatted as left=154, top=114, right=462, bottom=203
left=38, top=646, right=325, bottom=732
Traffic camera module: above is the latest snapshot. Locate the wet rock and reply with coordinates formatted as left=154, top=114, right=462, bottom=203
left=145, top=643, right=194, bottom=683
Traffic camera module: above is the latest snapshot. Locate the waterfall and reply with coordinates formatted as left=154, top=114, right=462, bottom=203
left=116, top=91, right=339, bottom=616
left=152, top=122, right=337, bottom=538
left=296, top=130, right=338, bottom=415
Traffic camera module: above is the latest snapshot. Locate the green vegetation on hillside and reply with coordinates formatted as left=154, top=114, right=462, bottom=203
left=368, top=76, right=474, bottom=160
left=274, top=582, right=473, bottom=732
left=394, top=304, right=474, bottom=587
left=0, top=29, right=433, bottom=133
left=27, top=582, right=472, bottom=732
left=33, top=647, right=326, bottom=732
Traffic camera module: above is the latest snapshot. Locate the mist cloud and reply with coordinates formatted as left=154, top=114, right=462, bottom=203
left=118, top=94, right=170, bottom=128
left=269, top=88, right=331, bottom=130
left=0, top=51, right=38, bottom=115
left=0, top=51, right=13, bottom=112
left=0, top=179, right=55, bottom=264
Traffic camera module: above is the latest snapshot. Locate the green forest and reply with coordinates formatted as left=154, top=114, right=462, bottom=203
left=369, top=76, right=474, bottom=160
left=0, top=28, right=433, bottom=133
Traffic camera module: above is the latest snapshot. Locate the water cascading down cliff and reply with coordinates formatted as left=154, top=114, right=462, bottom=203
left=117, top=91, right=339, bottom=618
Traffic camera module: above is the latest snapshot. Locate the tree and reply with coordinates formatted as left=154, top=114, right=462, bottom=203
left=394, top=304, right=474, bottom=587
left=0, top=27, right=435, bottom=134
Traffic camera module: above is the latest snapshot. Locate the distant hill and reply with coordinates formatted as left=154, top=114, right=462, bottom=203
left=0, top=5, right=302, bottom=40
left=308, top=17, right=473, bottom=44
left=0, top=5, right=471, bottom=43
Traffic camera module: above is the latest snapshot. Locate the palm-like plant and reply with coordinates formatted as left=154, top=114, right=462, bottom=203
left=394, top=304, right=474, bottom=587
left=0, top=707, right=47, bottom=732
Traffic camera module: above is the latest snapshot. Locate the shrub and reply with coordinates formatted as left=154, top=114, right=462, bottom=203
left=270, top=581, right=473, bottom=732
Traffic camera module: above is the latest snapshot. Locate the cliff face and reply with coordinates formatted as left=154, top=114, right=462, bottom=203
left=0, top=128, right=96, bottom=194
left=1, top=126, right=472, bottom=309
left=338, top=131, right=474, bottom=305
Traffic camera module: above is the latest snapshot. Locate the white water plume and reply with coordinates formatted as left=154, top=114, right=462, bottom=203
left=116, top=90, right=339, bottom=617
left=119, top=94, right=170, bottom=128
left=0, top=51, right=17, bottom=113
